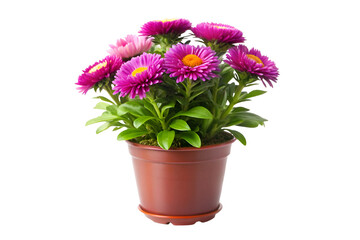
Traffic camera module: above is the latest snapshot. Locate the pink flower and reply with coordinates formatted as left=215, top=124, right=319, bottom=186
left=225, top=45, right=279, bottom=87
left=76, top=56, right=123, bottom=94
left=164, top=44, right=220, bottom=83
left=107, top=35, right=153, bottom=60
left=113, top=53, right=164, bottom=99
left=192, top=22, right=245, bottom=44
left=139, top=19, right=191, bottom=36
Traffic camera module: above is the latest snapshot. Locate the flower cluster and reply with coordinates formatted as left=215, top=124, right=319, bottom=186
left=77, top=18, right=280, bottom=149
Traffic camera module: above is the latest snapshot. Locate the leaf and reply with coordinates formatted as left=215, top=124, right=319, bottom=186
left=225, top=129, right=246, bottom=145
left=244, top=90, right=266, bottom=99
left=178, top=131, right=201, bottom=148
left=160, top=100, right=175, bottom=116
left=157, top=130, right=175, bottom=150
left=174, top=106, right=213, bottom=119
left=229, top=112, right=267, bottom=126
left=94, top=102, right=110, bottom=110
left=117, top=129, right=148, bottom=141
left=118, top=101, right=152, bottom=117
left=237, top=120, right=259, bottom=128
left=170, top=119, right=191, bottom=131
left=93, top=96, right=115, bottom=104
left=134, top=116, right=155, bottom=128
left=143, top=100, right=157, bottom=117
left=96, top=122, right=111, bottom=134
left=85, top=114, right=120, bottom=126
left=232, top=107, right=250, bottom=113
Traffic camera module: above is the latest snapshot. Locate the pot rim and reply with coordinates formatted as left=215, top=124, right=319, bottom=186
left=126, top=136, right=236, bottom=152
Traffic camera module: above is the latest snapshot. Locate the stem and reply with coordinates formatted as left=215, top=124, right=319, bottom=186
left=183, top=78, right=193, bottom=111
left=104, top=84, right=121, bottom=105
left=220, top=84, right=244, bottom=120
left=208, top=83, right=245, bottom=138
left=147, top=96, right=167, bottom=130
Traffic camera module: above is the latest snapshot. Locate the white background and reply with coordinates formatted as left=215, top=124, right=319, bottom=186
left=1, top=0, right=359, bottom=239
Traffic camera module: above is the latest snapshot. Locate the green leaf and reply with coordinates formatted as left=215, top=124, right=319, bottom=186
left=160, top=100, right=175, bottom=116
left=86, top=114, right=120, bottom=126
left=237, top=120, right=259, bottom=128
left=232, top=107, right=250, bottom=113
left=178, top=131, right=201, bottom=148
left=96, top=122, right=111, bottom=134
left=134, top=116, right=155, bottom=128
left=229, top=112, right=267, bottom=126
left=174, top=106, right=213, bottom=119
left=225, top=129, right=246, bottom=145
left=170, top=119, right=191, bottom=131
left=244, top=90, right=266, bottom=99
left=93, top=96, right=115, bottom=104
left=117, top=128, right=148, bottom=141
left=157, top=130, right=175, bottom=150
left=118, top=101, right=152, bottom=117
left=94, top=102, right=110, bottom=110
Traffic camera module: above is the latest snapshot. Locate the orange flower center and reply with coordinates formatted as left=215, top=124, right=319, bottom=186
left=88, top=61, right=107, bottom=73
left=182, top=54, right=203, bottom=67
left=131, top=67, right=148, bottom=77
left=247, top=54, right=264, bottom=67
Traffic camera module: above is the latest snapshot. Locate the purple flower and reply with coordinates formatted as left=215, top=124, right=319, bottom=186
left=164, top=44, right=220, bottom=83
left=113, top=53, right=165, bottom=99
left=191, top=22, right=245, bottom=44
left=76, top=55, right=123, bottom=94
left=224, top=45, right=279, bottom=87
left=139, top=19, right=191, bottom=36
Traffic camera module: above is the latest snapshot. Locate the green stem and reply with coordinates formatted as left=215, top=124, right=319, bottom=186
left=104, top=84, right=121, bottom=105
left=183, top=78, right=193, bottom=111
left=220, top=84, right=244, bottom=120
left=147, top=96, right=167, bottom=130
left=208, top=83, right=245, bottom=138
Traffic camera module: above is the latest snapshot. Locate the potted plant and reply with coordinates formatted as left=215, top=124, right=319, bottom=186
left=76, top=19, right=279, bottom=225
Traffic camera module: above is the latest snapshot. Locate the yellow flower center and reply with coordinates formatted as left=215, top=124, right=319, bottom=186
left=215, top=25, right=230, bottom=29
left=158, top=18, right=177, bottom=23
left=131, top=67, right=148, bottom=77
left=182, top=54, right=203, bottom=67
left=88, top=61, right=107, bottom=73
left=247, top=54, right=264, bottom=67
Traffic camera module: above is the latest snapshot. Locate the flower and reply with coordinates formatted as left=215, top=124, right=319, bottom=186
left=139, top=19, right=191, bottom=36
left=164, top=44, right=220, bottom=83
left=191, top=22, right=245, bottom=44
left=107, top=35, right=153, bottom=59
left=113, top=53, right=164, bottom=99
left=224, top=45, right=279, bottom=87
left=76, top=55, right=123, bottom=94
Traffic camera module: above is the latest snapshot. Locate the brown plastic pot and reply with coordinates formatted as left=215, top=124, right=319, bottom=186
left=127, top=137, right=236, bottom=225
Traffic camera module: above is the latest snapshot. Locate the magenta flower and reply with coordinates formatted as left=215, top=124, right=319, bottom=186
left=164, top=44, right=220, bottom=83
left=139, top=19, right=191, bottom=36
left=224, top=45, right=279, bottom=87
left=192, top=22, right=245, bottom=44
left=113, top=53, right=164, bottom=99
left=76, top=55, right=123, bottom=94
left=107, top=35, right=153, bottom=60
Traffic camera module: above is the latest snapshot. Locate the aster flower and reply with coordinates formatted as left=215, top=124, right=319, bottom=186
left=107, top=35, right=153, bottom=60
left=191, top=22, right=245, bottom=44
left=224, top=45, right=279, bottom=87
left=139, top=19, right=191, bottom=37
left=113, top=53, right=164, bottom=99
left=76, top=55, right=123, bottom=94
left=164, top=44, right=220, bottom=83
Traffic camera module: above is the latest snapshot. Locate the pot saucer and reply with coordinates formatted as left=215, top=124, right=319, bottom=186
left=138, top=204, right=222, bottom=225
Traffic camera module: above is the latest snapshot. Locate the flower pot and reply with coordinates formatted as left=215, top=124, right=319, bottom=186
left=127, top=138, right=236, bottom=225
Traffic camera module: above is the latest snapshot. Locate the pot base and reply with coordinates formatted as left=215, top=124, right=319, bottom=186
left=138, top=204, right=223, bottom=225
